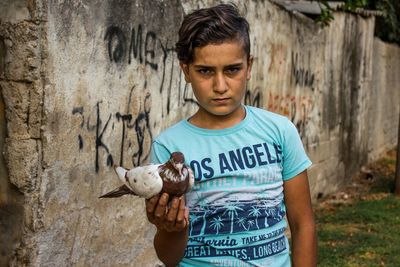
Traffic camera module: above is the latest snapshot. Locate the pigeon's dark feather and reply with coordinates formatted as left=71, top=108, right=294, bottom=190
left=99, top=184, right=136, bottom=198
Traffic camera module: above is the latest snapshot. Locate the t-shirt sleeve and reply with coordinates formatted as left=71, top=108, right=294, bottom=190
left=281, top=119, right=312, bottom=180
left=150, top=140, right=171, bottom=164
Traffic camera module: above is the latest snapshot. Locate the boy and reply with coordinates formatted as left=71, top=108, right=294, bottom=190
left=146, top=4, right=317, bottom=267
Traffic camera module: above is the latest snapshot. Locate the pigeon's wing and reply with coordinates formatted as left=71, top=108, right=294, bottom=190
left=187, top=167, right=195, bottom=192
left=124, top=164, right=163, bottom=199
left=99, top=184, right=136, bottom=198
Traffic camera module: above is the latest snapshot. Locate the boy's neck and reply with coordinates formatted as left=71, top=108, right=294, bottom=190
left=188, top=105, right=246, bottom=130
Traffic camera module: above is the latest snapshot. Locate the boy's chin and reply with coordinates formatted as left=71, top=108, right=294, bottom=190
left=203, top=105, right=243, bottom=117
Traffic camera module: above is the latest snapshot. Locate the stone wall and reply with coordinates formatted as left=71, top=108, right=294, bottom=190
left=0, top=0, right=399, bottom=266
left=0, top=0, right=46, bottom=265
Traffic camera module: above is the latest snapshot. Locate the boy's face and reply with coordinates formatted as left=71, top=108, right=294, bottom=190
left=180, top=40, right=253, bottom=122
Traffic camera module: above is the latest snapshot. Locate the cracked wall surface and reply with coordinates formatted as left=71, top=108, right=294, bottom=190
left=0, top=0, right=399, bottom=266
left=0, top=0, right=47, bottom=265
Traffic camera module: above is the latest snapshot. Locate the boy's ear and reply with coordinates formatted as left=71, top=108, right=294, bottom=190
left=179, top=62, right=191, bottom=83
left=246, top=55, right=254, bottom=80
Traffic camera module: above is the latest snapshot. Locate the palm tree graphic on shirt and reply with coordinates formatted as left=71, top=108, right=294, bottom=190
left=199, top=204, right=211, bottom=235
left=269, top=207, right=277, bottom=222
left=222, top=204, right=244, bottom=233
left=189, top=213, right=201, bottom=236
left=249, top=206, right=262, bottom=230
left=209, top=216, right=224, bottom=234
left=236, top=217, right=248, bottom=231
left=191, top=192, right=212, bottom=236
left=247, top=219, right=255, bottom=230
left=262, top=200, right=274, bottom=227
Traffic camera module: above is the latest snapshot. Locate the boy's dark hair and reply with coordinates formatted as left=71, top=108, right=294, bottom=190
left=175, top=3, right=250, bottom=64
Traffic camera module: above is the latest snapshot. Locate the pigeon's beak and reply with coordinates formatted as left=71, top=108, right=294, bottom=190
left=171, top=161, right=183, bottom=176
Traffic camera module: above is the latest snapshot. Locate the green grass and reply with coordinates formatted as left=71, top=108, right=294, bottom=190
left=317, top=197, right=400, bottom=266
left=316, top=154, right=400, bottom=267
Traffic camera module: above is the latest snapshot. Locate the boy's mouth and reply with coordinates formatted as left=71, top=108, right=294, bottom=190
left=212, top=97, right=230, bottom=103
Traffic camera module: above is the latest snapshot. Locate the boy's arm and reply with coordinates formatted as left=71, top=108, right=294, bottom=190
left=146, top=193, right=189, bottom=267
left=283, top=170, right=317, bottom=267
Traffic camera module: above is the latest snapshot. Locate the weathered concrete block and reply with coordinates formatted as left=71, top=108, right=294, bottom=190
left=28, top=80, right=43, bottom=138
left=0, top=0, right=31, bottom=24
left=0, top=76, right=43, bottom=140
left=0, top=21, right=41, bottom=81
left=4, top=138, right=39, bottom=193
left=0, top=37, right=5, bottom=79
left=0, top=81, right=31, bottom=138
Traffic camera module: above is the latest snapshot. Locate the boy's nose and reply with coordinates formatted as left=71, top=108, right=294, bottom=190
left=213, top=73, right=228, bottom=94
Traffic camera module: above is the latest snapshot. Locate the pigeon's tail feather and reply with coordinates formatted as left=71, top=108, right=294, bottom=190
left=99, top=184, right=136, bottom=198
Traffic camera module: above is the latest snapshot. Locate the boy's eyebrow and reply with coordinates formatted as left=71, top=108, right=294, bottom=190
left=193, top=63, right=244, bottom=68
left=225, top=63, right=244, bottom=68
left=193, top=64, right=213, bottom=69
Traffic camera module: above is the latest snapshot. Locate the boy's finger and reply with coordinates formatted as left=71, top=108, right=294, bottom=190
left=145, top=195, right=160, bottom=223
left=184, top=207, right=189, bottom=220
left=145, top=195, right=160, bottom=214
left=175, top=198, right=187, bottom=229
left=165, top=197, right=180, bottom=228
left=154, top=193, right=169, bottom=221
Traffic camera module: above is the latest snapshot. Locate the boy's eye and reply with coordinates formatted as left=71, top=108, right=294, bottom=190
left=197, top=68, right=213, bottom=75
left=225, top=67, right=241, bottom=74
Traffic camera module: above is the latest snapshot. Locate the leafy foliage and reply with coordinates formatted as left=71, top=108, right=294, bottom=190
left=368, top=0, right=400, bottom=44
left=314, top=0, right=335, bottom=26
left=314, top=0, right=400, bottom=44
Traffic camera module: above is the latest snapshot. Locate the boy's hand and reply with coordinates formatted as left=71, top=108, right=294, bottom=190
left=145, top=193, right=189, bottom=232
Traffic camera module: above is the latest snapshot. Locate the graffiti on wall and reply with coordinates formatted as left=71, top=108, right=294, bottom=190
left=72, top=86, right=153, bottom=172
left=267, top=93, right=319, bottom=145
left=104, top=24, right=161, bottom=69
left=245, top=87, right=262, bottom=107
left=291, top=51, right=315, bottom=90
left=267, top=92, right=314, bottom=139
left=263, top=51, right=318, bottom=142
left=71, top=23, right=197, bottom=172
left=104, top=24, right=199, bottom=116
left=71, top=23, right=264, bottom=172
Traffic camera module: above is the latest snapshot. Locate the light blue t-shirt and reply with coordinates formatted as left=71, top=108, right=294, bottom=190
left=151, top=105, right=312, bottom=267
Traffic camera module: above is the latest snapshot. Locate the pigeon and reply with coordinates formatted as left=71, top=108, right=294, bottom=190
left=99, top=152, right=195, bottom=199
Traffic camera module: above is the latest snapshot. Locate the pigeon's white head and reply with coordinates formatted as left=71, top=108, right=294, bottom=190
left=169, top=152, right=185, bottom=176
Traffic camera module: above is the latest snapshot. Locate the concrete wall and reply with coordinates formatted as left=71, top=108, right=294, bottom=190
left=0, top=0, right=399, bottom=266
left=368, top=38, right=400, bottom=161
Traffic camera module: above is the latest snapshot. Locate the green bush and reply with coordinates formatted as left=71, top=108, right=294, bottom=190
left=368, top=0, right=400, bottom=44
left=316, top=0, right=400, bottom=44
